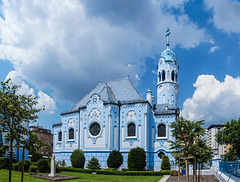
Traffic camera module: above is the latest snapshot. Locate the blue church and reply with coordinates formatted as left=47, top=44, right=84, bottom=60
left=53, top=30, right=179, bottom=171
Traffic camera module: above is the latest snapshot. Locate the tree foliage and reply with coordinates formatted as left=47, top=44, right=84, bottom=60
left=127, top=147, right=146, bottom=171
left=169, top=117, right=211, bottom=163
left=216, top=118, right=240, bottom=160
left=24, top=132, right=48, bottom=155
left=70, top=149, right=85, bottom=168
left=86, top=157, right=101, bottom=169
left=36, top=158, right=49, bottom=173
left=161, top=155, right=171, bottom=170
left=0, top=79, right=41, bottom=181
left=107, top=150, right=123, bottom=169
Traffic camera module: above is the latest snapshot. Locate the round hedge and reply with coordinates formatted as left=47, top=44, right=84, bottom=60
left=37, top=158, right=49, bottom=172
left=86, top=157, right=101, bottom=169
left=107, top=150, right=123, bottom=169
left=18, top=160, right=31, bottom=171
left=70, top=149, right=85, bottom=168
left=127, top=147, right=146, bottom=171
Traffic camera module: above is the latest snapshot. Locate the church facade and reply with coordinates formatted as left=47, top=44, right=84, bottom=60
left=53, top=32, right=179, bottom=171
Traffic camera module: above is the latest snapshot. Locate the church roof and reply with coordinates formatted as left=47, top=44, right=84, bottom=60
left=64, top=77, right=145, bottom=114
left=160, top=48, right=176, bottom=61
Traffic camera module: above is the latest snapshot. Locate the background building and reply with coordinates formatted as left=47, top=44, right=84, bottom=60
left=29, top=125, right=53, bottom=156
left=207, top=124, right=226, bottom=157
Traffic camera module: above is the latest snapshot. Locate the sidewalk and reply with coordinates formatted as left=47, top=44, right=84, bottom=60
left=158, top=175, right=170, bottom=182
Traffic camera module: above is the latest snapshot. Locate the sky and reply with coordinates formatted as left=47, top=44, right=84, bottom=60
left=0, top=0, right=240, bottom=130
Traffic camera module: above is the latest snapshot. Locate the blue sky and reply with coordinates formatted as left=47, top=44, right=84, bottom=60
left=0, top=0, right=240, bottom=129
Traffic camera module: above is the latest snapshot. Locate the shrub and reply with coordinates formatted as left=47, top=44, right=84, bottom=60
left=171, top=170, right=182, bottom=176
left=31, top=152, right=43, bottom=162
left=127, top=147, right=146, bottom=171
left=29, top=165, right=37, bottom=172
left=56, top=160, right=66, bottom=167
left=18, top=160, right=31, bottom=171
left=13, top=163, right=18, bottom=171
left=161, top=155, right=171, bottom=170
left=0, top=157, right=6, bottom=169
left=107, top=150, right=123, bottom=169
left=37, top=158, right=50, bottom=173
left=70, top=149, right=85, bottom=168
left=86, top=157, right=101, bottom=170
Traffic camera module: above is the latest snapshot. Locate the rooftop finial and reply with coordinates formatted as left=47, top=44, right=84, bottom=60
left=165, top=27, right=170, bottom=48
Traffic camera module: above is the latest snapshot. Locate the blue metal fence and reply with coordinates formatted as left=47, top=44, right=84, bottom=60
left=219, top=161, right=240, bottom=182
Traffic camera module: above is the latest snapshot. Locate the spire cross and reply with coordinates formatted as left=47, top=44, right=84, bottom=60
left=165, top=27, right=170, bottom=48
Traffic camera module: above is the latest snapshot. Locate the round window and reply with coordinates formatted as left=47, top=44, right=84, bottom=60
left=89, top=123, right=100, bottom=136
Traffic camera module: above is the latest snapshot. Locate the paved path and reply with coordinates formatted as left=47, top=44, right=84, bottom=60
left=158, top=175, right=170, bottom=182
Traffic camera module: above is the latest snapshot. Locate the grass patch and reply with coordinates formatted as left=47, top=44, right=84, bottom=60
left=0, top=169, right=163, bottom=182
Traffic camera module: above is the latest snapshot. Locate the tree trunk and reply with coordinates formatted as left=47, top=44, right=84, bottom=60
left=8, top=138, right=13, bottom=182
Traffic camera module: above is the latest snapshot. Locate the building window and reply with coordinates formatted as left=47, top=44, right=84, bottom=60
left=162, top=70, right=165, bottom=81
left=171, top=71, right=175, bottom=81
left=158, top=124, right=166, bottom=137
left=90, top=123, right=101, bottom=136
left=158, top=151, right=165, bottom=159
left=58, top=131, right=62, bottom=142
left=69, top=128, right=74, bottom=140
left=127, top=123, right=136, bottom=137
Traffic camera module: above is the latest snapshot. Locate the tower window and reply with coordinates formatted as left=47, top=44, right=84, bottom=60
left=69, top=128, right=74, bottom=140
left=162, top=70, right=165, bottom=81
left=158, top=124, right=166, bottom=137
left=127, top=123, right=136, bottom=137
left=58, top=131, right=62, bottom=142
left=159, top=72, right=161, bottom=82
left=171, top=71, right=175, bottom=81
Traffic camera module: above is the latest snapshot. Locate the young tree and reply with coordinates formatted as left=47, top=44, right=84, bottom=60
left=0, top=79, right=40, bottom=182
left=86, top=157, right=101, bottom=170
left=216, top=118, right=240, bottom=160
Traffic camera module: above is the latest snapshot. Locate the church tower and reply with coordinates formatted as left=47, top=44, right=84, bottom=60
left=157, top=28, right=179, bottom=108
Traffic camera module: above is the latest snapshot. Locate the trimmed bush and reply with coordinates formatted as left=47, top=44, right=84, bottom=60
left=161, top=155, right=171, bottom=170
left=0, top=157, right=6, bottom=169
left=107, top=150, right=123, bottom=169
left=18, top=160, right=31, bottom=171
left=31, top=152, right=43, bottom=162
left=86, top=157, right=101, bottom=170
left=70, top=149, right=85, bottom=168
left=13, top=163, right=18, bottom=171
left=171, top=170, right=182, bottom=176
left=127, top=147, right=146, bottom=171
left=29, top=165, right=37, bottom=172
left=37, top=158, right=49, bottom=173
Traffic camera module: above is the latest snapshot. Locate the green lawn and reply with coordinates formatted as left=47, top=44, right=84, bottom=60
left=0, top=169, right=163, bottom=182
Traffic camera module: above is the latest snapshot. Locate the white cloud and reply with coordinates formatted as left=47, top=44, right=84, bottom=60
left=181, top=75, right=240, bottom=125
left=209, top=46, right=219, bottom=53
left=204, top=0, right=240, bottom=33
left=5, top=71, right=57, bottom=114
left=0, top=0, right=208, bottom=104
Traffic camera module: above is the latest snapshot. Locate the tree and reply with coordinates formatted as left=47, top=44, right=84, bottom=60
left=216, top=118, right=240, bottom=160
left=107, top=150, right=123, bottom=169
left=0, top=79, right=40, bottom=182
left=161, top=155, right=171, bottom=170
left=169, top=117, right=211, bottom=181
left=70, top=149, right=85, bottom=168
left=86, top=157, right=101, bottom=169
left=127, top=147, right=146, bottom=171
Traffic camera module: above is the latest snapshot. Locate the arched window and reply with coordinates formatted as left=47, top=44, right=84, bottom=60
left=158, top=151, right=165, bottom=159
left=69, top=128, right=74, bottom=140
left=171, top=71, right=175, bottom=81
left=127, top=123, right=136, bottom=137
left=158, top=124, right=166, bottom=137
left=159, top=72, right=161, bottom=82
left=58, top=131, right=62, bottom=142
left=162, top=70, right=165, bottom=81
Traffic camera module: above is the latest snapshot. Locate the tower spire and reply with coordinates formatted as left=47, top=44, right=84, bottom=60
left=165, top=28, right=170, bottom=49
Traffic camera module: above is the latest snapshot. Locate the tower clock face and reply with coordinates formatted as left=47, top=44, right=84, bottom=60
left=158, top=85, right=164, bottom=93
